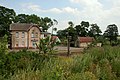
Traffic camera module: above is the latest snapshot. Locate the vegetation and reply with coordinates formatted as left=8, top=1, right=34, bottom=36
left=57, top=21, right=119, bottom=46
left=0, top=5, right=120, bottom=80
left=0, top=6, right=16, bottom=37
left=36, top=36, right=58, bottom=54
left=89, top=24, right=102, bottom=38
left=104, top=24, right=119, bottom=46
left=0, top=36, right=120, bottom=80
left=0, top=5, right=57, bottom=37
left=0, top=5, right=119, bottom=46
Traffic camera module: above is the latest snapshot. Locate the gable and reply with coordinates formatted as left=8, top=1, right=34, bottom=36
left=10, top=23, right=41, bottom=32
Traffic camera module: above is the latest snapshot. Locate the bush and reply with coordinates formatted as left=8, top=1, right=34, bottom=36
left=40, top=58, right=67, bottom=80
left=10, top=69, right=42, bottom=80
left=96, top=59, right=116, bottom=80
left=71, top=54, right=93, bottom=73
left=67, top=71, right=98, bottom=80
left=111, top=58, right=120, bottom=78
left=1, top=44, right=120, bottom=80
left=0, top=50, right=50, bottom=79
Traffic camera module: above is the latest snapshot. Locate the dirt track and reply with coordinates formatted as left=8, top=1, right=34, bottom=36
left=54, top=46, right=84, bottom=54
left=10, top=46, right=84, bottom=55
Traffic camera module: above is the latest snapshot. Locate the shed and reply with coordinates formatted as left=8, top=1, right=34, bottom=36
left=75, top=37, right=94, bottom=48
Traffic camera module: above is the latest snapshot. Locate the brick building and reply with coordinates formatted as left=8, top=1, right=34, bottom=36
left=10, top=23, right=41, bottom=49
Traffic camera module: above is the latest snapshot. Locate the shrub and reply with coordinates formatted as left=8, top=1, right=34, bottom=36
left=10, top=69, right=42, bottom=80
left=67, top=71, right=98, bottom=80
left=0, top=50, right=50, bottom=79
left=111, top=58, right=120, bottom=78
left=40, top=58, right=66, bottom=80
left=96, top=59, right=116, bottom=80
left=0, top=34, right=8, bottom=55
left=71, top=54, right=93, bottom=73
left=36, top=36, right=58, bottom=54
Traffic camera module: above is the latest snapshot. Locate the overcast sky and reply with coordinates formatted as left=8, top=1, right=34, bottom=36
left=0, top=0, right=120, bottom=34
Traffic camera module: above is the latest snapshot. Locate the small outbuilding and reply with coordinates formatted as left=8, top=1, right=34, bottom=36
left=75, top=37, right=94, bottom=48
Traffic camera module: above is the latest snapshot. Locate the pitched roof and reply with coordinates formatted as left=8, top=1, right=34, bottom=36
left=10, top=23, right=39, bottom=31
left=52, top=36, right=61, bottom=42
left=78, top=37, right=94, bottom=43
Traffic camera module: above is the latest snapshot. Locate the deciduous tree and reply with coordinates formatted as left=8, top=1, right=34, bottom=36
left=15, top=14, right=54, bottom=32
left=0, top=6, right=16, bottom=37
left=104, top=24, right=118, bottom=45
left=75, top=21, right=89, bottom=36
left=89, top=24, right=102, bottom=37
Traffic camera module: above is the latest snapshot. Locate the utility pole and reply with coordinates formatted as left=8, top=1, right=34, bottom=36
left=67, top=36, right=70, bottom=56
left=67, top=31, right=71, bottom=56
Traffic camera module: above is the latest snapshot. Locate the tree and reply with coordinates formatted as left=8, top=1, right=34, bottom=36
left=68, top=21, right=74, bottom=27
left=40, top=17, right=53, bottom=32
left=53, top=27, right=57, bottom=33
left=104, top=24, right=118, bottom=45
left=75, top=21, right=89, bottom=36
left=89, top=24, right=102, bottom=37
left=67, top=21, right=76, bottom=40
left=0, top=6, right=16, bottom=37
left=51, top=19, right=58, bottom=35
left=36, top=36, right=57, bottom=54
left=57, top=30, right=67, bottom=39
left=15, top=14, right=54, bottom=32
left=15, top=14, right=41, bottom=24
left=0, top=34, right=8, bottom=55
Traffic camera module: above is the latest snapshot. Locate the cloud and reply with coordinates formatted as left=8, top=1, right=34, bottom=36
left=49, top=8, right=62, bottom=13
left=62, top=7, right=80, bottom=14
left=21, top=1, right=120, bottom=33
left=69, top=0, right=120, bottom=33
left=21, top=3, right=41, bottom=12
left=21, top=3, right=80, bottom=14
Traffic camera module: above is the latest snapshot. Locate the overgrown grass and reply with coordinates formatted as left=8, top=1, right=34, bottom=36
left=0, top=46, right=120, bottom=80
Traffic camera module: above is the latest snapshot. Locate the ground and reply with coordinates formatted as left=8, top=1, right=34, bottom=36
left=10, top=46, right=84, bottom=56
left=54, top=46, right=83, bottom=53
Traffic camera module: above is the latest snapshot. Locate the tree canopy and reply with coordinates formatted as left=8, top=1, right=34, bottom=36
left=0, top=5, right=57, bottom=37
left=89, top=24, right=102, bottom=37
left=15, top=14, right=41, bottom=24
left=104, top=24, right=118, bottom=44
left=15, top=14, right=54, bottom=32
left=74, top=21, right=89, bottom=37
left=0, top=6, right=16, bottom=37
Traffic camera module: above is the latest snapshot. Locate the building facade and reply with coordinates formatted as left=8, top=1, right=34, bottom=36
left=75, top=37, right=94, bottom=48
left=10, top=23, right=41, bottom=49
left=40, top=32, right=51, bottom=39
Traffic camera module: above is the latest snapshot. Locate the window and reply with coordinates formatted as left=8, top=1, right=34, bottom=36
left=22, top=32, right=25, bottom=38
left=32, top=41, right=36, bottom=47
left=35, top=32, right=38, bottom=38
left=31, top=32, right=34, bottom=38
left=16, top=39, right=19, bottom=47
left=31, top=30, right=34, bottom=38
left=16, top=32, right=19, bottom=38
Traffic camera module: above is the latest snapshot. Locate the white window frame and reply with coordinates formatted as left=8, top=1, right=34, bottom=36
left=16, top=32, right=19, bottom=38
left=31, top=32, right=34, bottom=38
left=22, top=32, right=25, bottom=38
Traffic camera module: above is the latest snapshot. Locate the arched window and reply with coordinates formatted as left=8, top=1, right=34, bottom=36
left=31, top=30, right=34, bottom=38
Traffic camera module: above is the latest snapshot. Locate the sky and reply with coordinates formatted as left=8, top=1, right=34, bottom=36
left=0, top=0, right=120, bottom=34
